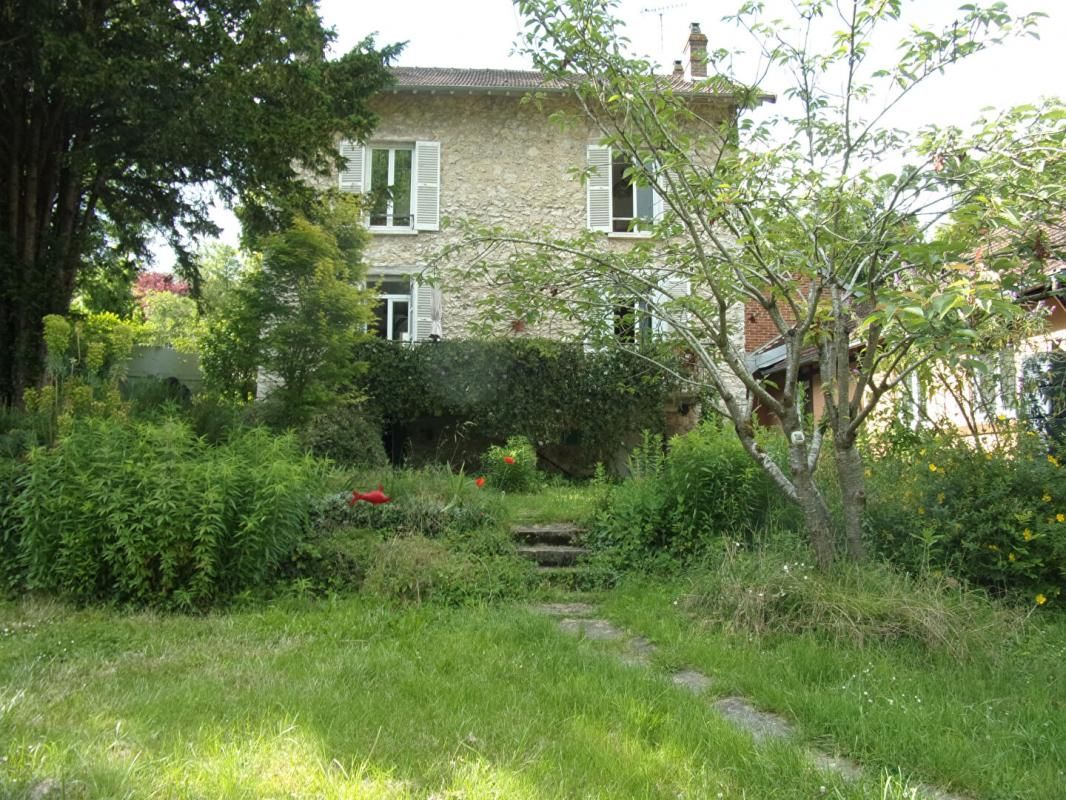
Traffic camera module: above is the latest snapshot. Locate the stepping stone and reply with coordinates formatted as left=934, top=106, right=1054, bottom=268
left=712, top=696, right=794, bottom=742
left=810, top=751, right=864, bottom=782
left=671, top=669, right=713, bottom=693
left=557, top=617, right=624, bottom=641
left=512, top=523, right=585, bottom=545
left=620, top=635, right=657, bottom=666
left=516, top=544, right=588, bottom=567
left=530, top=602, right=598, bottom=617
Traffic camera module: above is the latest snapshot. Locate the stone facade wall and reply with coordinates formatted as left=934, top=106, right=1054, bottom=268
left=357, top=90, right=746, bottom=346
left=361, top=91, right=595, bottom=338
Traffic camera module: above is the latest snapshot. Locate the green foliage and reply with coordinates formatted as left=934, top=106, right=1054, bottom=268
left=865, top=428, right=1066, bottom=603
left=313, top=469, right=502, bottom=539
left=202, top=199, right=376, bottom=425
left=483, top=435, right=540, bottom=492
left=282, top=526, right=379, bottom=594
left=363, top=535, right=533, bottom=605
left=0, top=457, right=25, bottom=592
left=588, top=424, right=797, bottom=570
left=0, top=0, right=399, bottom=404
left=353, top=338, right=675, bottom=464
left=682, top=543, right=1018, bottom=658
left=138, top=290, right=202, bottom=351
left=22, top=312, right=143, bottom=444
left=300, top=401, right=388, bottom=468
left=9, top=419, right=323, bottom=609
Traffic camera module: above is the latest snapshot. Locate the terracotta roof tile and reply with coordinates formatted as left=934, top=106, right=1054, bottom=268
left=389, top=66, right=740, bottom=96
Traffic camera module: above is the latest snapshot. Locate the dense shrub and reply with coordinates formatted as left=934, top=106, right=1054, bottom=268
left=483, top=435, right=540, bottom=492
left=300, top=402, right=388, bottom=468
left=0, top=458, right=25, bottom=592
left=587, top=424, right=797, bottom=569
left=11, top=418, right=323, bottom=609
left=352, top=338, right=677, bottom=463
left=283, top=526, right=378, bottom=593
left=865, top=428, right=1066, bottom=603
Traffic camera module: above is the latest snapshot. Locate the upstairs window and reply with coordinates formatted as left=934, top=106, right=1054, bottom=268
left=611, top=155, right=656, bottom=233
left=338, top=140, right=441, bottom=232
left=369, top=146, right=414, bottom=229
left=587, top=145, right=662, bottom=234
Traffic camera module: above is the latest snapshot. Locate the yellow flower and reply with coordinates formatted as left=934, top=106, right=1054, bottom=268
left=1035, top=593, right=1047, bottom=606
left=1008, top=552, right=1016, bottom=562
left=928, top=463, right=938, bottom=472
left=1023, top=529, right=1033, bottom=541
left=919, top=448, right=926, bottom=456
left=987, top=544, right=999, bottom=551
left=1049, top=455, right=1060, bottom=467
left=1043, top=493, right=1052, bottom=502
left=937, top=492, right=945, bottom=504
left=918, top=507, right=926, bottom=516
left=996, top=413, right=1007, bottom=422
left=1057, top=513, right=1065, bottom=523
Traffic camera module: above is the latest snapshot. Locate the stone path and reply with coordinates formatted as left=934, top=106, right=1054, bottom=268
left=531, top=601, right=970, bottom=800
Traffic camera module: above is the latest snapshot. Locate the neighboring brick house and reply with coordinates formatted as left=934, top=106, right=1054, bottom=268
left=744, top=231, right=1066, bottom=434
left=336, top=24, right=743, bottom=346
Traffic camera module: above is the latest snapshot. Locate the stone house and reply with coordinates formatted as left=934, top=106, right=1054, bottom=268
left=337, top=24, right=741, bottom=347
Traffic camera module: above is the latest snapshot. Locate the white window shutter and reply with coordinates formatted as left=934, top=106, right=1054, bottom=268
left=338, top=140, right=365, bottom=193
left=586, top=145, right=611, bottom=232
left=652, top=164, right=665, bottom=221
left=412, top=281, right=438, bottom=341
left=414, top=141, right=441, bottom=231
left=652, top=276, right=690, bottom=335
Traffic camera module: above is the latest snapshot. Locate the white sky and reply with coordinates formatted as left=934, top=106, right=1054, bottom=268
left=155, top=0, right=1066, bottom=267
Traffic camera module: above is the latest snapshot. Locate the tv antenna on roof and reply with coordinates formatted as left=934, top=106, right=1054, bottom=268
left=640, top=2, right=688, bottom=63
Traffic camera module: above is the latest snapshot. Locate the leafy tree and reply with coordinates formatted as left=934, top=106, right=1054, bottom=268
left=0, top=0, right=399, bottom=403
left=200, top=193, right=375, bottom=423
left=447, top=0, right=1065, bottom=568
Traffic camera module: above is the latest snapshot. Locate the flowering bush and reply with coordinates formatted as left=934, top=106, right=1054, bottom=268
left=865, top=428, right=1066, bottom=604
left=483, top=436, right=540, bottom=492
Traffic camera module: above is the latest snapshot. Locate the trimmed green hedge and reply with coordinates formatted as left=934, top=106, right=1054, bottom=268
left=353, top=338, right=679, bottom=462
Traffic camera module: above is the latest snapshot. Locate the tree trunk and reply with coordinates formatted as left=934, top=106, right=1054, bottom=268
left=793, top=456, right=836, bottom=570
left=835, top=438, right=867, bottom=561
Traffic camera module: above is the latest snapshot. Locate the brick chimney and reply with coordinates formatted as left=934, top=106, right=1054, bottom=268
left=683, top=22, right=708, bottom=79
left=672, top=59, right=684, bottom=78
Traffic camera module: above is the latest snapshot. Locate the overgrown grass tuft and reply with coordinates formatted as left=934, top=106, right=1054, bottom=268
left=684, top=543, right=1021, bottom=658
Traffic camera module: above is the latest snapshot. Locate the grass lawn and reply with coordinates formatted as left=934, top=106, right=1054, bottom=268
left=602, top=577, right=1066, bottom=800
left=3, top=596, right=894, bottom=800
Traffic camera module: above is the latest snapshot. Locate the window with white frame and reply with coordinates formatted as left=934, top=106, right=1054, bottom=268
left=369, top=146, right=414, bottom=229
left=368, top=273, right=442, bottom=343
left=373, top=276, right=413, bottom=341
left=338, top=140, right=441, bottom=232
left=611, top=154, right=656, bottom=233
left=586, top=145, right=662, bottom=234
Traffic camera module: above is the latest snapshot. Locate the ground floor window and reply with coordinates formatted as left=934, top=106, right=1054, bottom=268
left=372, top=276, right=413, bottom=341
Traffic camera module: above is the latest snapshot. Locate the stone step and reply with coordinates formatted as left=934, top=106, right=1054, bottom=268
left=511, top=523, right=586, bottom=546
left=516, top=544, right=589, bottom=567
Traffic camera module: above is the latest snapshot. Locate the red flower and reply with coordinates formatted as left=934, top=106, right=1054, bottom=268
left=503, top=456, right=516, bottom=465
left=475, top=477, right=486, bottom=488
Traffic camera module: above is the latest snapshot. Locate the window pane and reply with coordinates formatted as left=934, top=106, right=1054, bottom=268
left=393, top=149, right=413, bottom=227
left=373, top=296, right=388, bottom=339
left=380, top=277, right=410, bottom=295
left=391, top=300, right=410, bottom=341
left=635, top=183, right=654, bottom=221
left=370, top=149, right=390, bottom=225
left=611, top=158, right=633, bottom=232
